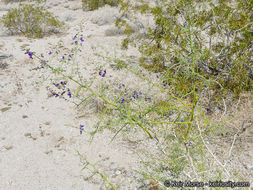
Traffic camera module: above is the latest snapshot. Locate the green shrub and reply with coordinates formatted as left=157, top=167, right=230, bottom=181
left=3, top=0, right=26, bottom=3
left=82, top=0, right=120, bottom=11
left=0, top=3, right=63, bottom=38
left=3, top=0, right=46, bottom=4
left=118, top=0, right=253, bottom=103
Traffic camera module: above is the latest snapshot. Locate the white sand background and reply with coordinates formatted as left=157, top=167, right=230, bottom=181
left=0, top=0, right=253, bottom=190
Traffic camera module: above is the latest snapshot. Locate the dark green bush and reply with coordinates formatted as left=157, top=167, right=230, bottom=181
left=118, top=0, right=253, bottom=103
left=1, top=3, right=63, bottom=38
left=82, top=0, right=120, bottom=11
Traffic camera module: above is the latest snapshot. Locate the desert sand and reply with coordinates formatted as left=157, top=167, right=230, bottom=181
left=0, top=0, right=252, bottom=190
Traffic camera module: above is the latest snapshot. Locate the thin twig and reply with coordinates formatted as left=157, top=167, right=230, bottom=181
left=222, top=98, right=227, bottom=116
left=197, top=124, right=231, bottom=178
left=228, top=134, right=237, bottom=158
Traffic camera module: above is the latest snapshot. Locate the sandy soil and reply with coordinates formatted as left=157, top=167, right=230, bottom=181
left=0, top=0, right=252, bottom=190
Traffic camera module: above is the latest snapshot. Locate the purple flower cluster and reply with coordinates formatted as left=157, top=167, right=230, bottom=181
left=119, top=89, right=151, bottom=104
left=99, top=70, right=106, bottom=77
left=80, top=124, right=84, bottom=134
left=52, top=81, right=72, bottom=98
left=25, top=50, right=49, bottom=68
left=73, top=34, right=84, bottom=46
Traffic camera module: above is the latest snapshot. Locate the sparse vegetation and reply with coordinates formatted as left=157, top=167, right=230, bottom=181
left=82, top=0, right=120, bottom=11
left=3, top=0, right=46, bottom=4
left=117, top=0, right=253, bottom=107
left=0, top=2, right=63, bottom=38
left=20, top=0, right=252, bottom=189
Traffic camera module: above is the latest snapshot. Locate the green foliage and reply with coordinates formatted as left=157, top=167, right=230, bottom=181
left=3, top=0, right=26, bottom=3
left=118, top=0, right=253, bottom=102
left=0, top=3, right=63, bottom=38
left=167, top=143, right=188, bottom=177
left=82, top=0, right=120, bottom=11
left=112, top=59, right=128, bottom=70
left=3, top=0, right=46, bottom=4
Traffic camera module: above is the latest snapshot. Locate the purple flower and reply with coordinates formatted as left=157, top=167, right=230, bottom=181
left=41, top=60, right=46, bottom=67
left=75, top=41, right=78, bottom=45
left=139, top=115, right=141, bottom=119
left=80, top=124, right=84, bottom=134
left=67, top=89, right=71, bottom=98
left=60, top=81, right=67, bottom=86
left=61, top=91, right=66, bottom=95
left=145, top=97, right=151, bottom=101
left=54, top=83, right=59, bottom=87
left=178, top=120, right=184, bottom=126
left=80, top=37, right=84, bottom=42
left=73, top=34, right=77, bottom=40
left=62, top=56, right=65, bottom=60
left=41, top=54, right=44, bottom=58
left=122, top=84, right=125, bottom=87
left=49, top=51, right=52, bottom=55
left=102, top=70, right=106, bottom=77
left=25, top=51, right=33, bottom=59
left=120, top=98, right=125, bottom=104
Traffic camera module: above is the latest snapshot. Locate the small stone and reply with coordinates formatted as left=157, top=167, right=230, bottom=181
left=44, top=121, right=51, bottom=125
left=115, top=170, right=121, bottom=175
left=4, top=145, right=13, bottom=150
